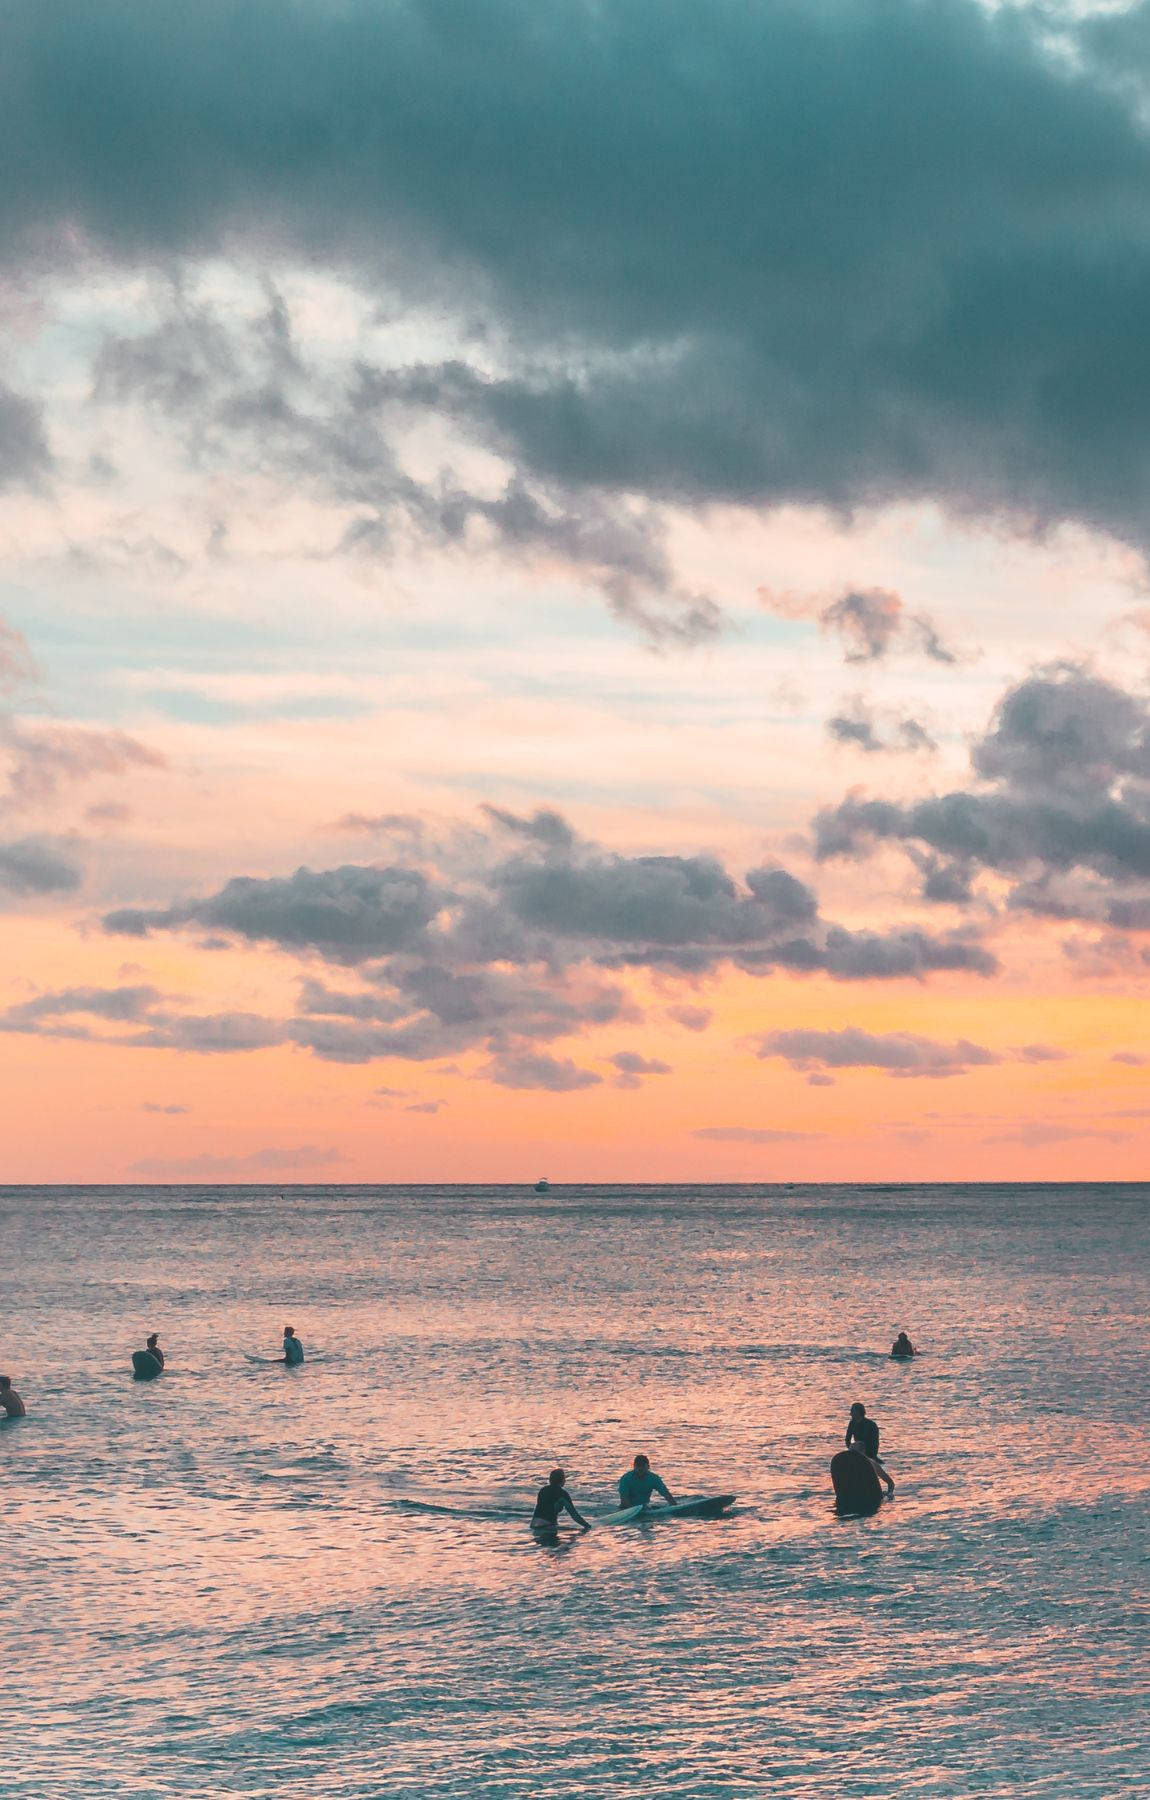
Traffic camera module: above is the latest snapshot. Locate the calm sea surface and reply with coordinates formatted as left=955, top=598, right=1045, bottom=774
left=2, top=1183, right=1147, bottom=1798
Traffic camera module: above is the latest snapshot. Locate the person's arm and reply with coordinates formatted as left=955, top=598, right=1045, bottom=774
left=845, top=1423, right=854, bottom=1447
left=652, top=1474, right=676, bottom=1505
left=562, top=1493, right=591, bottom=1531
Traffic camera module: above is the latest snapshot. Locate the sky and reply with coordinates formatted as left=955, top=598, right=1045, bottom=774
left=1, top=0, right=1149, bottom=1182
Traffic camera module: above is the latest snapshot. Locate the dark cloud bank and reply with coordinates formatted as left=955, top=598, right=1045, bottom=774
left=8, top=0, right=1150, bottom=573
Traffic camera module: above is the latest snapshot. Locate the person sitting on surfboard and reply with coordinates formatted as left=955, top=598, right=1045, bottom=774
left=531, top=1468, right=591, bottom=1531
left=891, top=1331, right=915, bottom=1359
left=282, top=1325, right=304, bottom=1366
left=144, top=1333, right=165, bottom=1369
left=845, top=1403, right=894, bottom=1494
left=0, top=1376, right=26, bottom=1418
left=618, top=1453, right=676, bottom=1509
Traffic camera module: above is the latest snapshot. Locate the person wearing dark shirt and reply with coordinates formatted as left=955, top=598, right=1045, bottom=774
left=891, top=1331, right=915, bottom=1359
left=282, top=1326, right=304, bottom=1366
left=531, top=1468, right=590, bottom=1531
left=846, top=1402, right=894, bottom=1494
left=145, top=1333, right=165, bottom=1369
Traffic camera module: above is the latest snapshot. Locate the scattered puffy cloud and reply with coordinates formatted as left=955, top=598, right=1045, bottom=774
left=0, top=720, right=164, bottom=812
left=0, top=836, right=82, bottom=895
left=1012, top=1043, right=1070, bottom=1064
left=816, top=665, right=1150, bottom=932
left=607, top=1048, right=672, bottom=1088
left=141, top=1102, right=188, bottom=1114
left=1111, top=1050, right=1147, bottom=1066
left=752, top=1026, right=1000, bottom=1079
left=761, top=587, right=958, bottom=666
left=480, top=1051, right=602, bottom=1091
left=666, top=1004, right=712, bottom=1032
left=826, top=699, right=936, bottom=756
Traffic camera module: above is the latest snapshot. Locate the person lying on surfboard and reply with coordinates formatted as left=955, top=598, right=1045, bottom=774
left=531, top=1468, right=591, bottom=1531
left=618, top=1453, right=676, bottom=1509
left=845, top=1402, right=894, bottom=1494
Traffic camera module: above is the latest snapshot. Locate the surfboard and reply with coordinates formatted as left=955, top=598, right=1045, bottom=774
left=831, top=1450, right=883, bottom=1512
left=645, top=1493, right=736, bottom=1520
left=593, top=1503, right=648, bottom=1525
left=131, top=1350, right=163, bottom=1380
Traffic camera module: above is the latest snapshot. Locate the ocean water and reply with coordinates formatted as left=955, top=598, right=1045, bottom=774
left=2, top=1182, right=1147, bottom=1799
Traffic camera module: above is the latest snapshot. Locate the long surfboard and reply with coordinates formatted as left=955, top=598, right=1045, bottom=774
left=131, top=1350, right=163, bottom=1380
left=600, top=1494, right=736, bottom=1523
left=831, top=1450, right=883, bottom=1513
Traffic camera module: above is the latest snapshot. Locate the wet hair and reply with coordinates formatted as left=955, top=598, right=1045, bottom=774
left=850, top=1402, right=866, bottom=1416
left=147, top=1334, right=159, bottom=1348
left=633, top=1453, right=650, bottom=1470
left=548, top=1468, right=566, bottom=1487
left=284, top=1325, right=294, bottom=1335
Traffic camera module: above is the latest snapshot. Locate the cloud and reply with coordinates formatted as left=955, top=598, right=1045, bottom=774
left=105, top=863, right=442, bottom=960
left=10, top=2, right=1150, bottom=587
left=0, top=618, right=36, bottom=693
left=983, top=1123, right=1130, bottom=1146
left=0, top=383, right=51, bottom=490
left=816, top=664, right=1150, bottom=930
left=130, top=1012, right=288, bottom=1054
left=131, top=1144, right=344, bottom=1177
left=0, top=836, right=82, bottom=894
left=811, top=590, right=957, bottom=666
left=1012, top=1043, right=1070, bottom=1064
left=753, top=1026, right=1000, bottom=1079
left=1111, top=1050, right=1147, bottom=1066
left=691, top=1127, right=814, bottom=1143
left=481, top=1051, right=602, bottom=1091
left=666, top=1004, right=712, bottom=1032
left=0, top=721, right=165, bottom=811
left=826, top=699, right=936, bottom=756
left=141, top=1102, right=188, bottom=1114
left=0, top=984, right=162, bottom=1030
left=405, top=1099, right=445, bottom=1114
left=607, top=1048, right=672, bottom=1088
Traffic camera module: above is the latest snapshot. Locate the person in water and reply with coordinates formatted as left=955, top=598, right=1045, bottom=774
left=618, top=1453, right=676, bottom=1509
left=845, top=1402, right=894, bottom=1494
left=145, top=1333, right=165, bottom=1369
left=282, top=1325, right=304, bottom=1366
left=531, top=1468, right=591, bottom=1531
left=0, top=1376, right=26, bottom=1418
left=891, top=1331, right=915, bottom=1359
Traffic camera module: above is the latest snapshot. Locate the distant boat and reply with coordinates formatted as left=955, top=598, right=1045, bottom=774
left=534, top=1177, right=550, bottom=1193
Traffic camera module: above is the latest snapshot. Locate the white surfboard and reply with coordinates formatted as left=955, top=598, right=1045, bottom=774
left=594, top=1503, right=647, bottom=1525
left=613, top=1493, right=736, bottom=1521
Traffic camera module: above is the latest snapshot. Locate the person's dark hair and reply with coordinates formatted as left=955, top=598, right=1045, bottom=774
left=0, top=1376, right=9, bottom=1390
left=284, top=1325, right=294, bottom=1335
left=548, top=1468, right=565, bottom=1487
left=850, top=1402, right=866, bottom=1416
left=633, top=1453, right=650, bottom=1470
left=147, top=1334, right=159, bottom=1348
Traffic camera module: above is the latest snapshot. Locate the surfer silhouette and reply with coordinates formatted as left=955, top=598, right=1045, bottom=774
left=145, top=1333, right=165, bottom=1369
left=891, top=1331, right=915, bottom=1359
left=846, top=1402, right=894, bottom=1494
left=531, top=1468, right=590, bottom=1531
left=282, top=1325, right=304, bottom=1365
left=0, top=1376, right=26, bottom=1418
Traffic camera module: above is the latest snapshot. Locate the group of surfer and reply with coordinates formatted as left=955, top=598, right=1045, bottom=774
left=535, top=1333, right=915, bottom=1526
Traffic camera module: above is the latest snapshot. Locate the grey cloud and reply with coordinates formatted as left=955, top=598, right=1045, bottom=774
left=480, top=804, right=578, bottom=851
left=0, top=835, right=82, bottom=894
left=405, top=1099, right=445, bottom=1113
left=0, top=721, right=164, bottom=810
left=692, top=1127, right=813, bottom=1143
left=128, top=1011, right=288, bottom=1053
left=819, top=591, right=957, bottom=666
left=0, top=382, right=51, bottom=489
left=0, top=983, right=161, bottom=1027
left=9, top=4, right=1150, bottom=573
left=666, top=1004, right=712, bottom=1032
left=142, top=1102, right=188, bottom=1114
left=1111, top=1050, right=1147, bottom=1065
left=754, top=1026, right=1000, bottom=1079
left=1012, top=1043, right=1070, bottom=1063
left=815, top=665, right=1150, bottom=928
left=608, top=1047, right=671, bottom=1088
left=105, top=862, right=441, bottom=961
left=481, top=1051, right=602, bottom=1092
left=826, top=700, right=937, bottom=756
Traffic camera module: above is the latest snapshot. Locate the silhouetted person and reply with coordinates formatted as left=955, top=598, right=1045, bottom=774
left=0, top=1376, right=25, bottom=1418
left=531, top=1468, right=590, bottom=1531
left=891, top=1331, right=915, bottom=1359
left=846, top=1402, right=894, bottom=1494
left=282, top=1325, right=304, bottom=1366
left=618, top=1452, right=676, bottom=1509
left=145, top=1333, right=165, bottom=1369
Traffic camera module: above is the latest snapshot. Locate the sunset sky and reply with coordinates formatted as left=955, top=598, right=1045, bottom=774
left=2, top=0, right=1149, bottom=1181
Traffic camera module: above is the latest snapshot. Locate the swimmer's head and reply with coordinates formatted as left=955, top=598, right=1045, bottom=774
left=548, top=1468, right=566, bottom=1488
left=633, top=1453, right=650, bottom=1471
left=283, top=1325, right=294, bottom=1337
left=147, top=1333, right=159, bottom=1349
left=850, top=1402, right=866, bottom=1417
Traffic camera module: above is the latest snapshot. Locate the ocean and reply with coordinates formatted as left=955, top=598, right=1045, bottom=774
left=2, top=1182, right=1147, bottom=1798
